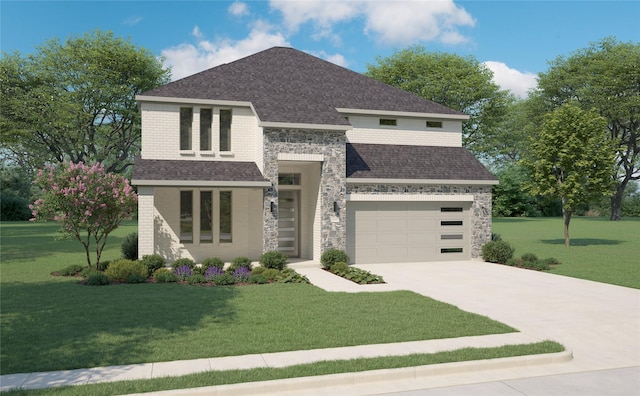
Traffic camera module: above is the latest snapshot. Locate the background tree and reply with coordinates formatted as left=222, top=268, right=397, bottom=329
left=0, top=30, right=171, bottom=174
left=535, top=37, right=640, bottom=220
left=30, top=162, right=138, bottom=268
left=366, top=46, right=511, bottom=156
left=0, top=164, right=33, bottom=221
left=522, top=104, right=616, bottom=246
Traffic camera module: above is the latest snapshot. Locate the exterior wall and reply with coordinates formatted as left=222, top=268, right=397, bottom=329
left=140, top=102, right=260, bottom=162
left=263, top=129, right=347, bottom=257
left=137, top=187, right=155, bottom=259
left=151, top=187, right=263, bottom=263
left=345, top=115, right=462, bottom=147
left=346, top=184, right=493, bottom=259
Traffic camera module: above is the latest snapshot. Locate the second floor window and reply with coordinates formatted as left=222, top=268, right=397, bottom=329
left=200, top=109, right=212, bottom=151
left=220, top=109, right=232, bottom=151
left=180, top=107, right=193, bottom=150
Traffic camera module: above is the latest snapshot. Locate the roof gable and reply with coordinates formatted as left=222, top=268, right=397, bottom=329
left=141, top=47, right=464, bottom=127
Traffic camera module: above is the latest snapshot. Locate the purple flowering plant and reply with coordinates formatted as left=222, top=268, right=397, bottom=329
left=204, top=266, right=224, bottom=281
left=173, top=265, right=193, bottom=281
left=233, top=267, right=251, bottom=282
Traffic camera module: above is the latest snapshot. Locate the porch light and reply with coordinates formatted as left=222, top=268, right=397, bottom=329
left=270, top=201, right=275, bottom=213
left=334, top=201, right=339, bottom=214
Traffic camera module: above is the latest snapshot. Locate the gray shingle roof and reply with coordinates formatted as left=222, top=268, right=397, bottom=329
left=141, top=47, right=464, bottom=127
left=132, top=158, right=269, bottom=185
left=347, top=143, right=497, bottom=182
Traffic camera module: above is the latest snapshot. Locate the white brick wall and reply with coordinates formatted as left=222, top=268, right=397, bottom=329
left=137, top=187, right=155, bottom=259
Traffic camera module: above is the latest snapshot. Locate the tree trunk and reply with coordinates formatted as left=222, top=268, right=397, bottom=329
left=562, top=200, right=572, bottom=247
left=610, top=186, right=624, bottom=221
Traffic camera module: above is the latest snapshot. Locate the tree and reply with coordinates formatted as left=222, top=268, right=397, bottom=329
left=0, top=30, right=171, bottom=174
left=491, top=163, right=541, bottom=217
left=521, top=104, right=616, bottom=246
left=536, top=37, right=640, bottom=220
left=365, top=46, right=511, bottom=156
left=30, top=162, right=138, bottom=268
left=0, top=164, right=33, bottom=221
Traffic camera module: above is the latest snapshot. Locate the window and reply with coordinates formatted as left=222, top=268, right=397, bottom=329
left=441, top=220, right=463, bottom=226
left=441, top=207, right=463, bottom=212
left=180, top=191, right=193, bottom=243
left=441, top=248, right=464, bottom=253
left=441, top=234, right=463, bottom=240
left=278, top=173, right=301, bottom=185
left=200, top=191, right=213, bottom=243
left=200, top=109, right=212, bottom=151
left=427, top=121, right=443, bottom=128
left=379, top=118, right=397, bottom=126
left=219, top=191, right=232, bottom=243
left=180, top=108, right=193, bottom=150
left=219, top=109, right=232, bottom=151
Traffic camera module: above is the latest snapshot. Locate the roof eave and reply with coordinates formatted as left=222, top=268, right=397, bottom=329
left=347, top=177, right=498, bottom=185
left=132, top=179, right=271, bottom=188
left=260, top=121, right=352, bottom=131
left=337, top=108, right=469, bottom=120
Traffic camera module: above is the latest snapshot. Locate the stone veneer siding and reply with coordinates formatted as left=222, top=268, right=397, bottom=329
left=262, top=128, right=347, bottom=254
left=346, top=184, right=493, bottom=259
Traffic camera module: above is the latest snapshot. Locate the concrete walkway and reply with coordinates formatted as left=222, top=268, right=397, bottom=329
left=1, top=261, right=638, bottom=395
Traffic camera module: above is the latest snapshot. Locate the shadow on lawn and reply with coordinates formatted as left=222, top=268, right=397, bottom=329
left=540, top=238, right=624, bottom=246
left=0, top=281, right=237, bottom=375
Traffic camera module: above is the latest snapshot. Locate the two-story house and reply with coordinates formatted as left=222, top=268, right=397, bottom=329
left=132, top=47, right=497, bottom=264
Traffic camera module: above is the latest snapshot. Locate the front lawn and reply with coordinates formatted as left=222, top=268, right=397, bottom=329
left=492, top=217, right=640, bottom=289
left=1, top=221, right=517, bottom=375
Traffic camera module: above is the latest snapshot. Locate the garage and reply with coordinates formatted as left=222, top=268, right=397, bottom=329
left=346, top=200, right=471, bottom=264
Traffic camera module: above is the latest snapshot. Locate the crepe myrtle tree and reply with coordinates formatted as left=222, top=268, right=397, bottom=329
left=30, top=161, right=137, bottom=268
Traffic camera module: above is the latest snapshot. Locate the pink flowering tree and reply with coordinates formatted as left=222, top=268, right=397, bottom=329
left=30, top=162, right=138, bottom=268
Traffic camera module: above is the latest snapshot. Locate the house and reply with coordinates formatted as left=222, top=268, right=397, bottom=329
left=132, top=47, right=497, bottom=264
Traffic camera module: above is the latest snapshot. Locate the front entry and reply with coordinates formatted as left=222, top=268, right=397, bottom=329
left=278, top=190, right=300, bottom=257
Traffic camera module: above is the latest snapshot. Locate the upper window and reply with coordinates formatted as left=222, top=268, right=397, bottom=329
left=278, top=173, right=301, bottom=185
left=200, top=109, right=212, bottom=151
left=180, top=108, right=193, bottom=151
left=219, top=109, right=232, bottom=151
left=379, top=118, right=397, bottom=126
left=426, top=121, right=443, bottom=128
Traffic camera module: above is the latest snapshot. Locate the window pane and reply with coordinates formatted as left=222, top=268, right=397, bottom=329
left=441, top=220, right=463, bottom=226
left=200, top=109, right=212, bottom=151
left=220, top=109, right=231, bottom=151
left=219, top=191, right=232, bottom=243
left=441, top=248, right=463, bottom=253
left=441, top=207, right=463, bottom=212
left=379, top=118, right=397, bottom=126
left=200, top=191, right=212, bottom=243
left=427, top=121, right=443, bottom=128
left=278, top=173, right=301, bottom=185
left=180, top=191, right=193, bottom=243
left=180, top=108, right=192, bottom=150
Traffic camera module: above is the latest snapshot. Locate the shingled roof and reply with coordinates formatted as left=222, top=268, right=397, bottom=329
left=140, top=47, right=464, bottom=127
left=347, top=143, right=497, bottom=183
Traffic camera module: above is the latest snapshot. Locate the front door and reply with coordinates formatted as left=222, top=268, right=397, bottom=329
left=278, top=190, right=299, bottom=257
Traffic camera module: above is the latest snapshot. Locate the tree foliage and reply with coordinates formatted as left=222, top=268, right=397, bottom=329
left=536, top=37, right=640, bottom=220
left=0, top=30, right=171, bottom=174
left=521, top=104, right=617, bottom=246
left=0, top=165, right=33, bottom=221
left=365, top=46, right=511, bottom=155
left=30, top=162, right=138, bottom=268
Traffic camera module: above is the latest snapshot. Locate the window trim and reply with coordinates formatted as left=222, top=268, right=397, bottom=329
left=426, top=120, right=443, bottom=128
left=379, top=118, right=397, bottom=127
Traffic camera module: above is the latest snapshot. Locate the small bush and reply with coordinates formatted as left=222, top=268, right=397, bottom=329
left=330, top=262, right=349, bottom=274
left=543, top=257, right=561, bottom=266
left=533, top=260, right=550, bottom=271
left=251, top=266, right=266, bottom=275
left=262, top=268, right=281, bottom=281
left=259, top=251, right=288, bottom=270
left=172, top=258, right=196, bottom=269
left=86, top=273, right=111, bottom=286
left=204, top=266, right=224, bottom=281
left=276, top=268, right=310, bottom=284
left=248, top=274, right=268, bottom=284
left=192, top=266, right=205, bottom=275
left=121, top=233, right=138, bottom=260
left=187, top=274, right=207, bottom=285
left=104, top=259, right=148, bottom=282
left=173, top=265, right=193, bottom=281
left=141, top=254, right=166, bottom=273
left=127, top=274, right=148, bottom=284
left=81, top=267, right=99, bottom=278
left=227, top=256, right=253, bottom=273
left=97, top=260, right=111, bottom=272
left=521, top=253, right=538, bottom=263
left=233, top=267, right=251, bottom=282
left=154, top=268, right=177, bottom=283
left=202, top=257, right=224, bottom=270
left=59, top=264, right=85, bottom=276
left=321, top=249, right=350, bottom=270
left=213, top=273, right=236, bottom=286
left=505, top=258, right=520, bottom=267
left=482, top=241, right=515, bottom=264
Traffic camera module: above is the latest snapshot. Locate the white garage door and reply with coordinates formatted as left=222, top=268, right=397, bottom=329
left=346, top=201, right=471, bottom=264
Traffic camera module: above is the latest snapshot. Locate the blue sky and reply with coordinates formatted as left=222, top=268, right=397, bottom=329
left=2, top=1, right=639, bottom=98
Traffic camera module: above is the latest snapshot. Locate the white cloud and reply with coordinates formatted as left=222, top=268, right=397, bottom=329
left=306, top=50, right=349, bottom=68
left=483, top=61, right=537, bottom=98
left=269, top=0, right=475, bottom=46
left=122, top=16, right=142, bottom=26
left=191, top=26, right=203, bottom=40
left=229, top=2, right=249, bottom=17
left=162, top=21, right=290, bottom=80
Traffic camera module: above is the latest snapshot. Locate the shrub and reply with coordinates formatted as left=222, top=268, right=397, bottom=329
left=97, top=260, right=111, bottom=272
left=521, top=253, right=538, bottom=263
left=505, top=258, right=520, bottom=267
left=141, top=254, right=166, bottom=273
left=543, top=257, right=561, bottom=266
left=154, top=268, right=177, bottom=283
left=342, top=268, right=385, bottom=284
left=204, top=266, right=224, bottom=281
left=533, top=260, right=550, bottom=271
left=213, top=273, right=236, bottom=286
left=276, top=268, right=310, bottom=284
left=192, top=266, right=205, bottom=275
left=227, top=257, right=253, bottom=273
left=59, top=264, right=85, bottom=276
left=172, top=258, right=196, bottom=269
left=173, top=265, right=193, bottom=281
left=86, top=273, right=111, bottom=286
left=251, top=266, right=266, bottom=275
left=121, top=233, right=138, bottom=260
left=259, top=251, right=288, bottom=270
left=104, top=259, right=148, bottom=282
left=262, top=268, right=281, bottom=281
left=330, top=262, right=349, bottom=274
left=321, top=249, right=350, bottom=270
left=248, top=274, right=268, bottom=284
left=482, top=241, right=515, bottom=264
left=233, top=267, right=251, bottom=282
left=81, top=267, right=99, bottom=278
left=127, top=274, right=148, bottom=284
left=187, top=274, right=207, bottom=285
left=202, top=257, right=224, bottom=270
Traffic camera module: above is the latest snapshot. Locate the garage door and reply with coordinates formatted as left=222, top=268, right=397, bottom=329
left=346, top=201, right=470, bottom=264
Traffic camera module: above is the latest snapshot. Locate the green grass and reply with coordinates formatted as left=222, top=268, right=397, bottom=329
left=3, top=341, right=564, bottom=396
left=1, top=221, right=518, bottom=375
left=492, top=217, right=640, bottom=289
